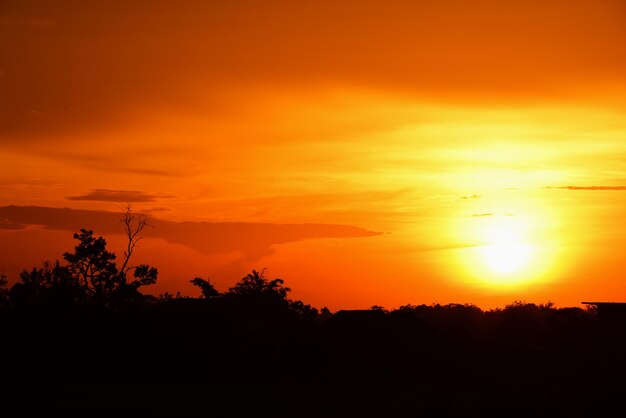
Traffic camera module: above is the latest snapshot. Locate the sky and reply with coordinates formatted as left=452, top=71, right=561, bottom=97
left=1, top=0, right=626, bottom=309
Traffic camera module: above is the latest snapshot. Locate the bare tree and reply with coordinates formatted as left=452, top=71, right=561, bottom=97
left=119, top=204, right=151, bottom=277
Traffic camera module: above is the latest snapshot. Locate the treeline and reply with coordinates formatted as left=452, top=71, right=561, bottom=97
left=1, top=221, right=625, bottom=416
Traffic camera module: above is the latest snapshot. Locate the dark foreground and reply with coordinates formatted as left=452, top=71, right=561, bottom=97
left=2, top=299, right=626, bottom=417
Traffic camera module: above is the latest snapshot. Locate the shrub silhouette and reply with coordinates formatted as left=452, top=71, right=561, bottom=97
left=0, top=273, right=8, bottom=307
left=225, top=269, right=291, bottom=315
left=9, top=261, right=82, bottom=308
left=190, top=277, right=220, bottom=298
left=228, top=268, right=290, bottom=299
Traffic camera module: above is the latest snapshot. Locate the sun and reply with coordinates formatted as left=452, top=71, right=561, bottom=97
left=478, top=217, right=535, bottom=277
left=453, top=213, right=551, bottom=287
left=447, top=190, right=564, bottom=289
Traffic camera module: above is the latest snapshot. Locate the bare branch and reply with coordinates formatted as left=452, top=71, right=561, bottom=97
left=119, top=203, right=151, bottom=276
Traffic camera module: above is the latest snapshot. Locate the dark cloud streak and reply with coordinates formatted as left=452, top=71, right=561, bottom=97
left=66, top=189, right=175, bottom=202
left=0, top=205, right=381, bottom=264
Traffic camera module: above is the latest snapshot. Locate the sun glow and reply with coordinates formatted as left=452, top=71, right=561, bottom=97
left=451, top=201, right=562, bottom=288
left=479, top=219, right=533, bottom=275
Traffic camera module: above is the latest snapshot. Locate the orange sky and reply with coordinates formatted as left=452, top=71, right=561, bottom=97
left=1, top=0, right=626, bottom=309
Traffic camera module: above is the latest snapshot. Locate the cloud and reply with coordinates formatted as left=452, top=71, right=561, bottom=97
left=471, top=213, right=494, bottom=217
left=0, top=218, right=24, bottom=230
left=0, top=206, right=381, bottom=264
left=462, top=194, right=481, bottom=200
left=52, top=153, right=182, bottom=177
left=0, top=177, right=65, bottom=188
left=547, top=186, right=626, bottom=191
left=66, top=189, right=175, bottom=203
left=146, top=207, right=173, bottom=212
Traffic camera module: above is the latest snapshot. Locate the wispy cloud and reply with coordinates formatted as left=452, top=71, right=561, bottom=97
left=63, top=155, right=181, bottom=177
left=66, top=189, right=175, bottom=203
left=471, top=213, right=493, bottom=217
left=146, top=206, right=173, bottom=213
left=547, top=186, right=626, bottom=191
left=0, top=206, right=381, bottom=264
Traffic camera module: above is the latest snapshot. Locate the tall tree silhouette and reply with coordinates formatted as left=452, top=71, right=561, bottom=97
left=63, top=229, right=119, bottom=301
left=118, top=204, right=150, bottom=277
left=61, top=206, right=158, bottom=305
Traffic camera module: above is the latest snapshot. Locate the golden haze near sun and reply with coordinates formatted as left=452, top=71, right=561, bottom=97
left=1, top=0, right=626, bottom=309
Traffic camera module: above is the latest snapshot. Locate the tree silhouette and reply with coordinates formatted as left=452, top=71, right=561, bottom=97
left=59, top=206, right=158, bottom=306
left=190, top=277, right=220, bottom=298
left=63, top=229, right=119, bottom=301
left=10, top=261, right=82, bottom=307
left=0, top=273, right=8, bottom=307
left=228, top=268, right=290, bottom=299
left=288, top=299, right=319, bottom=321
left=225, top=269, right=292, bottom=317
left=118, top=204, right=151, bottom=277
